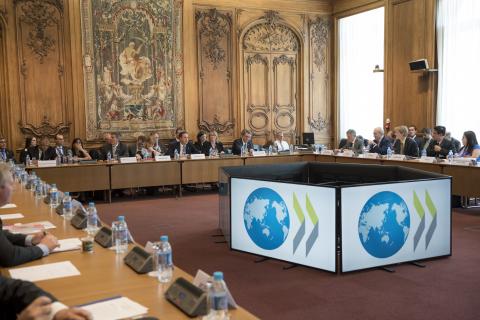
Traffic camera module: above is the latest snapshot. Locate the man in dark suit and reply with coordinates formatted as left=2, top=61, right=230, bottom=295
left=232, top=129, right=254, bottom=156
left=1, top=275, right=92, bottom=320
left=446, top=132, right=461, bottom=153
left=168, top=131, right=200, bottom=157
left=393, top=126, right=419, bottom=157
left=368, top=127, right=392, bottom=155
left=100, top=132, right=129, bottom=160
left=417, top=128, right=433, bottom=153
left=0, top=164, right=59, bottom=268
left=408, top=125, right=423, bottom=147
left=0, top=137, right=15, bottom=162
left=45, top=134, right=70, bottom=160
left=340, top=129, right=364, bottom=154
left=168, top=127, right=184, bottom=151
left=426, top=126, right=456, bottom=158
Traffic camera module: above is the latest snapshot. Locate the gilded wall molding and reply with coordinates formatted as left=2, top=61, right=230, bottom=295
left=243, top=22, right=298, bottom=52
left=198, top=114, right=234, bottom=134
left=18, top=116, right=70, bottom=139
left=310, top=16, right=330, bottom=71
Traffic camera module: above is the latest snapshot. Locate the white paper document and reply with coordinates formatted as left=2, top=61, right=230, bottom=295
left=0, top=213, right=24, bottom=220
left=80, top=297, right=148, bottom=320
left=2, top=220, right=56, bottom=234
left=0, top=203, right=17, bottom=209
left=193, top=269, right=238, bottom=309
left=9, top=261, right=80, bottom=282
left=52, top=238, right=82, bottom=253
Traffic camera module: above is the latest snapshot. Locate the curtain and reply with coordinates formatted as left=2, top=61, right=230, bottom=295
left=339, top=7, right=384, bottom=141
left=437, top=0, right=480, bottom=140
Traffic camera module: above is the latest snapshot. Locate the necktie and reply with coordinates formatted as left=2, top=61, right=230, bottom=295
left=1, top=150, right=5, bottom=161
left=113, top=145, right=117, bottom=156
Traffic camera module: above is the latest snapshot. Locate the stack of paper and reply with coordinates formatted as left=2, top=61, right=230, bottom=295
left=9, top=261, right=80, bottom=282
left=80, top=297, right=148, bottom=320
left=53, top=238, right=82, bottom=253
left=3, top=220, right=56, bottom=234
left=0, top=203, right=17, bottom=209
left=0, top=213, right=24, bottom=220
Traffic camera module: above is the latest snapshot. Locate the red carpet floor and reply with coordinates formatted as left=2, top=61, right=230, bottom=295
left=97, top=193, right=480, bottom=320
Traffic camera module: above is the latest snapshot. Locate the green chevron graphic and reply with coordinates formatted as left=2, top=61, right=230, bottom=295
left=305, top=194, right=319, bottom=256
left=292, top=193, right=305, bottom=254
left=425, top=190, right=437, bottom=249
left=413, top=191, right=425, bottom=251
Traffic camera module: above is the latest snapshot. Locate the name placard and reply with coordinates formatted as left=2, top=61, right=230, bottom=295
left=37, top=160, right=57, bottom=167
left=119, top=157, right=137, bottom=164
left=337, top=151, right=353, bottom=157
left=363, top=153, right=379, bottom=159
left=190, top=154, right=206, bottom=160
left=390, top=154, right=406, bottom=161
left=252, top=151, right=267, bottom=157
left=320, top=149, right=334, bottom=156
left=418, top=157, right=436, bottom=163
left=155, top=155, right=171, bottom=161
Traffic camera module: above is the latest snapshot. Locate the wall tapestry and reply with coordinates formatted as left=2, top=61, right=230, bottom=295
left=81, top=0, right=184, bottom=141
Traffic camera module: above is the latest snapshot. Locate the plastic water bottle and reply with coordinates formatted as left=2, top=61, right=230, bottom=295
left=387, top=147, right=393, bottom=160
left=34, top=179, right=43, bottom=199
left=208, top=271, right=228, bottom=320
left=268, top=145, right=273, bottom=156
left=86, top=202, right=98, bottom=235
left=62, top=192, right=73, bottom=220
left=49, top=184, right=59, bottom=208
left=447, top=150, right=453, bottom=163
left=113, top=216, right=129, bottom=254
left=67, top=149, right=73, bottom=164
left=107, top=151, right=112, bottom=161
left=174, top=149, right=179, bottom=160
left=157, top=235, right=173, bottom=283
left=421, top=149, right=427, bottom=159
left=289, top=144, right=294, bottom=155
left=25, top=152, right=31, bottom=166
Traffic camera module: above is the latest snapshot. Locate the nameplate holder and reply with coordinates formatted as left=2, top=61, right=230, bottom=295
left=390, top=154, right=406, bottom=161
left=363, top=153, right=379, bottom=159
left=70, top=210, right=87, bottom=229
left=165, top=277, right=207, bottom=317
left=37, top=160, right=57, bottom=167
left=418, top=157, right=435, bottom=163
left=155, top=155, right=171, bottom=161
left=252, top=151, right=266, bottom=157
left=337, top=152, right=353, bottom=157
left=320, top=149, right=334, bottom=156
left=190, top=154, right=206, bottom=160
left=94, top=226, right=112, bottom=248
left=119, top=157, right=137, bottom=163
left=124, top=246, right=153, bottom=274
left=43, top=195, right=51, bottom=204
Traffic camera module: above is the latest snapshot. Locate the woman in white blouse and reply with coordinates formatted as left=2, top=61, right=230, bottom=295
left=274, top=132, right=289, bottom=151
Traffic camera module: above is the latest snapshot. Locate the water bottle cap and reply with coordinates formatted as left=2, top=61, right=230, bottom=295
left=64, top=192, right=69, bottom=196
left=160, top=235, right=168, bottom=242
left=213, top=271, right=223, bottom=281
left=88, top=202, right=95, bottom=207
left=118, top=215, right=125, bottom=221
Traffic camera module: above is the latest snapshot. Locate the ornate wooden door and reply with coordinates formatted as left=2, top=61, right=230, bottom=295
left=242, top=21, right=300, bottom=146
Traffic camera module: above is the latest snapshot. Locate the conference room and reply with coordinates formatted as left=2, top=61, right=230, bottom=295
left=0, top=0, right=478, bottom=319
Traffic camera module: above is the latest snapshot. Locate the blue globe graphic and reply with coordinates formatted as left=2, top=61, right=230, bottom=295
left=243, top=188, right=290, bottom=250
left=358, top=191, right=410, bottom=258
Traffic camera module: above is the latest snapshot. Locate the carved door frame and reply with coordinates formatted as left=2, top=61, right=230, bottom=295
left=238, top=15, right=303, bottom=146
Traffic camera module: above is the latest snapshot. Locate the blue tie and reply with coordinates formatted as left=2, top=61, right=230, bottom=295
left=1, top=150, right=5, bottom=161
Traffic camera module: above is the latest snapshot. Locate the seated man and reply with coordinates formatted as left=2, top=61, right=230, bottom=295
left=417, top=128, right=433, bottom=153
left=274, top=132, right=290, bottom=151
left=45, top=134, right=70, bottom=161
left=168, top=127, right=184, bottom=151
left=0, top=163, right=59, bottom=267
left=393, top=125, right=419, bottom=157
left=100, top=132, right=129, bottom=160
left=232, top=129, right=254, bottom=156
left=340, top=129, right=364, bottom=154
left=0, top=137, right=15, bottom=162
left=168, top=131, right=200, bottom=157
left=1, top=275, right=91, bottom=320
left=368, top=127, right=392, bottom=155
left=408, top=125, right=423, bottom=147
left=194, top=131, right=208, bottom=154
left=445, top=132, right=461, bottom=153
left=426, top=126, right=457, bottom=158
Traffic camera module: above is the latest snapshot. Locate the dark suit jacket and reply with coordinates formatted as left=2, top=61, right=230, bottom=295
left=100, top=142, right=129, bottom=160
left=343, top=138, right=364, bottom=154
left=426, top=138, right=456, bottom=158
left=0, top=149, right=15, bottom=162
left=168, top=141, right=200, bottom=157
left=44, top=146, right=70, bottom=160
left=232, top=139, right=254, bottom=155
left=338, top=138, right=347, bottom=149
left=393, top=137, right=419, bottom=157
left=450, top=138, right=461, bottom=154
left=413, top=136, right=423, bottom=148
left=202, top=141, right=224, bottom=155
left=370, top=137, right=392, bottom=155
left=0, top=218, right=43, bottom=267
left=0, top=275, right=56, bottom=320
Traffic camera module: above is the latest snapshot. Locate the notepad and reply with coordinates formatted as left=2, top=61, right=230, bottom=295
left=0, top=213, right=24, bottom=220
left=9, top=261, right=80, bottom=282
left=52, top=238, right=82, bottom=253
left=0, top=203, right=17, bottom=209
left=3, top=220, right=56, bottom=234
left=79, top=297, right=148, bottom=320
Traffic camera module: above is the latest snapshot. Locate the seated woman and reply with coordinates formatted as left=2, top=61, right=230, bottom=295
left=194, top=131, right=207, bottom=154
left=274, top=132, right=289, bottom=151
left=19, top=137, right=36, bottom=164
left=37, top=136, right=51, bottom=160
left=71, top=138, right=92, bottom=161
left=202, top=131, right=224, bottom=156
left=135, top=135, right=151, bottom=160
left=149, top=132, right=163, bottom=154
left=392, top=125, right=419, bottom=157
left=458, top=131, right=480, bottom=158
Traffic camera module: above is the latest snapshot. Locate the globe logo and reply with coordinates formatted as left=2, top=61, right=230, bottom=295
left=243, top=188, right=290, bottom=250
left=358, top=191, right=410, bottom=258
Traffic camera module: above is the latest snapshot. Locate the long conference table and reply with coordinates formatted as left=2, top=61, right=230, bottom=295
left=0, top=184, right=258, bottom=319
left=26, top=153, right=480, bottom=199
